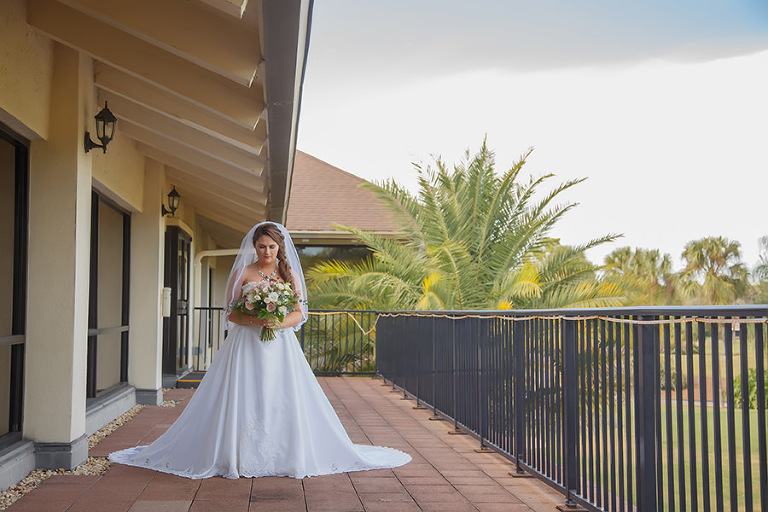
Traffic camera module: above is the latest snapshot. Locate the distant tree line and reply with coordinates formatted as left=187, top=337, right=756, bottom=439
left=604, top=235, right=768, bottom=306
left=306, top=141, right=767, bottom=310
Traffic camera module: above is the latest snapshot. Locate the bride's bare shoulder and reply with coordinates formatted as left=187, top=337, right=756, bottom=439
left=240, top=264, right=260, bottom=281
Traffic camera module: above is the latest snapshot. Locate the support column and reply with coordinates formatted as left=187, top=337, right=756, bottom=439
left=24, top=43, right=92, bottom=469
left=128, top=158, right=165, bottom=405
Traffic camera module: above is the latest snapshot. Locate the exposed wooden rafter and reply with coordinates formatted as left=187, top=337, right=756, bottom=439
left=136, top=143, right=265, bottom=196
left=28, top=0, right=263, bottom=127
left=54, top=0, right=260, bottom=85
left=121, top=120, right=263, bottom=184
left=198, top=0, right=250, bottom=19
left=164, top=166, right=268, bottom=211
left=94, top=63, right=267, bottom=149
left=98, top=91, right=264, bottom=170
left=25, top=0, right=312, bottom=241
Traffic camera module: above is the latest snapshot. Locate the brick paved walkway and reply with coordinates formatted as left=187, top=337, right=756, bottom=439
left=7, top=377, right=563, bottom=512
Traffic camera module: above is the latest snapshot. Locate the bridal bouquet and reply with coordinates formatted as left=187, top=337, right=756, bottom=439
left=230, top=280, right=301, bottom=341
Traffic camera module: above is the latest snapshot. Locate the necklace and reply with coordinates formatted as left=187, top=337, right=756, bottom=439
left=258, top=267, right=278, bottom=281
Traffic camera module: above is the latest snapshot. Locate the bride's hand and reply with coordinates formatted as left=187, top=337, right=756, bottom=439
left=261, top=318, right=281, bottom=329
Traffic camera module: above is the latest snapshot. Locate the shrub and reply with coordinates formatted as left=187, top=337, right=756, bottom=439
left=660, top=368, right=688, bottom=390
left=732, top=369, right=768, bottom=409
left=667, top=341, right=699, bottom=355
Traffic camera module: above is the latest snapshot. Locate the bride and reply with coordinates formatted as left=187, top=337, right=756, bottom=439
left=109, top=221, right=411, bottom=479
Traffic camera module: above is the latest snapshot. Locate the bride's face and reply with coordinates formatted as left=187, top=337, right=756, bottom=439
left=255, top=235, right=279, bottom=266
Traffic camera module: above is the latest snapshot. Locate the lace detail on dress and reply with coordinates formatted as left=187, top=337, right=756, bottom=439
left=239, top=419, right=280, bottom=477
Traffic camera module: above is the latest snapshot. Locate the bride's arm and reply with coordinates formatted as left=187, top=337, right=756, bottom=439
left=227, top=310, right=259, bottom=326
left=265, top=310, right=302, bottom=329
left=225, top=273, right=258, bottom=326
left=229, top=309, right=299, bottom=328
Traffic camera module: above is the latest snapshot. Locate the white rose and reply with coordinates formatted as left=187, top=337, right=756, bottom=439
left=268, top=292, right=279, bottom=302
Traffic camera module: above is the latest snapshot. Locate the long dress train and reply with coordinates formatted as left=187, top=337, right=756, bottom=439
left=108, top=324, right=411, bottom=479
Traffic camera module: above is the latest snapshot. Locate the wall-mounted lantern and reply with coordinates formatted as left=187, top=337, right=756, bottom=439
left=162, top=186, right=180, bottom=217
left=84, top=101, right=117, bottom=153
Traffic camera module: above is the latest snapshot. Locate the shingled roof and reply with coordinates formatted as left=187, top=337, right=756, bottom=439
left=285, top=151, right=401, bottom=236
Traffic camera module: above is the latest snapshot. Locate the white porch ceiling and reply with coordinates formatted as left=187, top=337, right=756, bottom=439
left=27, top=0, right=312, bottom=236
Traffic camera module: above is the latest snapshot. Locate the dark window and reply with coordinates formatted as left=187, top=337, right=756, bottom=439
left=163, top=226, right=191, bottom=376
left=0, top=124, right=29, bottom=437
left=87, top=192, right=130, bottom=399
left=296, top=245, right=372, bottom=278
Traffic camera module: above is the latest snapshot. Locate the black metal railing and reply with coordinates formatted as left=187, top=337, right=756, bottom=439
left=191, top=308, right=377, bottom=375
left=192, top=307, right=226, bottom=371
left=376, top=306, right=768, bottom=512
left=300, top=310, right=377, bottom=375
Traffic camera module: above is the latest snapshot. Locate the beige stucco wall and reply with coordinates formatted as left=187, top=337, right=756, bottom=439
left=213, top=256, right=235, bottom=308
left=24, top=43, right=92, bottom=444
left=128, top=159, right=165, bottom=391
left=0, top=0, right=53, bottom=140
left=91, top=128, right=145, bottom=213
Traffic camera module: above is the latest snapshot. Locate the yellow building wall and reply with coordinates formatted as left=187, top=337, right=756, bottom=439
left=25, top=43, right=92, bottom=444
left=0, top=0, right=53, bottom=140
left=91, top=128, right=145, bottom=213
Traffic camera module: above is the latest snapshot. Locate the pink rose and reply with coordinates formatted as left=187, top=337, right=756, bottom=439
left=245, top=301, right=254, bottom=310
left=266, top=303, right=276, bottom=312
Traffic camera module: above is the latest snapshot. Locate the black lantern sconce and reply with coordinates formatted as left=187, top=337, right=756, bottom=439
left=84, top=101, right=117, bottom=153
left=162, top=186, right=180, bottom=217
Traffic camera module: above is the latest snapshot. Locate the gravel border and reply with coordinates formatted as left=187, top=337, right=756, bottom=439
left=0, top=403, right=147, bottom=511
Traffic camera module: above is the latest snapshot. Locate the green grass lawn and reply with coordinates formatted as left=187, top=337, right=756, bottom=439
left=576, top=403, right=765, bottom=512
left=659, top=404, right=765, bottom=512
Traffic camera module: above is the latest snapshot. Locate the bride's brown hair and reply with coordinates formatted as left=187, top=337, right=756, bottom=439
left=252, top=223, right=294, bottom=287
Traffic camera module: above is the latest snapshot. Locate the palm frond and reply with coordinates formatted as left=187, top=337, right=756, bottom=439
left=307, top=140, right=624, bottom=312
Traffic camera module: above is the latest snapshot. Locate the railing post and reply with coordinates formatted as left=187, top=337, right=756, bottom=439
left=561, top=318, right=580, bottom=506
left=413, top=316, right=426, bottom=409
left=477, top=317, right=487, bottom=449
left=403, top=316, right=413, bottom=399
left=391, top=316, right=400, bottom=391
left=449, top=318, right=465, bottom=434
left=379, top=315, right=390, bottom=385
left=635, top=317, right=658, bottom=512
left=430, top=316, right=442, bottom=420
left=300, top=318, right=305, bottom=351
left=513, top=319, right=527, bottom=473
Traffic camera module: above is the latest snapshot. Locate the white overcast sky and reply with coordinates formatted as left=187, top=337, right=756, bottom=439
left=296, top=0, right=768, bottom=270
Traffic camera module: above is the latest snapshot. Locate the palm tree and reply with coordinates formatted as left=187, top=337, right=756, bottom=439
left=751, top=236, right=768, bottom=303
left=754, top=236, right=768, bottom=282
left=308, top=141, right=623, bottom=310
left=603, top=247, right=679, bottom=305
left=680, top=236, right=748, bottom=304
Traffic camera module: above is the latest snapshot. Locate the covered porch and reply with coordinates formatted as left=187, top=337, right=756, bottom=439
left=0, top=0, right=312, bottom=493
left=2, top=377, right=561, bottom=512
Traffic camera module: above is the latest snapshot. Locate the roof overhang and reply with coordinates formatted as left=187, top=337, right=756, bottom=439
left=289, top=230, right=404, bottom=246
left=27, top=0, right=312, bottom=231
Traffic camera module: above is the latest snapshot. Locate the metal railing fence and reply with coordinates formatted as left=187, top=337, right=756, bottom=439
left=300, top=310, right=377, bottom=375
left=192, top=308, right=377, bottom=375
left=192, top=307, right=226, bottom=371
left=376, top=306, right=768, bottom=512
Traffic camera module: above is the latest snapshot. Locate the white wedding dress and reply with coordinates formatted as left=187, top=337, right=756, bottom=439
left=108, top=322, right=411, bottom=479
